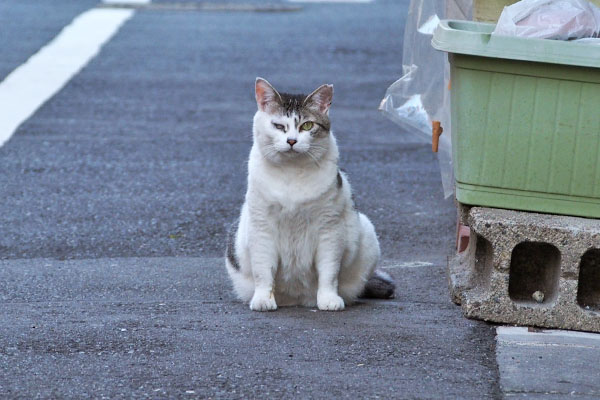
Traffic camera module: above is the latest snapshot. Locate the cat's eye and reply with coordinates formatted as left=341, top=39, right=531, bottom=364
left=300, top=121, right=314, bottom=131
left=272, top=123, right=285, bottom=131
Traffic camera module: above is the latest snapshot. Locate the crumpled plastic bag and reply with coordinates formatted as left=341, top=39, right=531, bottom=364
left=493, top=0, right=600, bottom=40
left=575, top=36, right=600, bottom=43
left=379, top=0, right=456, bottom=198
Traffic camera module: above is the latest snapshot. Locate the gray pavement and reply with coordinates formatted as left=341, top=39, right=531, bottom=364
left=1, top=257, right=500, bottom=398
left=0, top=0, right=501, bottom=398
left=496, top=327, right=600, bottom=398
left=1, top=0, right=453, bottom=262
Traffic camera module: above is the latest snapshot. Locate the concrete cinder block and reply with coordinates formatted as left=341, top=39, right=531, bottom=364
left=448, top=206, right=600, bottom=332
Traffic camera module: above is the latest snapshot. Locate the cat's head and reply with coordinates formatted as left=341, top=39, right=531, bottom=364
left=253, top=77, right=333, bottom=164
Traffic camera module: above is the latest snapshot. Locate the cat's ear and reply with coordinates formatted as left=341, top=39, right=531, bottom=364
left=255, top=77, right=282, bottom=113
left=303, top=84, right=333, bottom=114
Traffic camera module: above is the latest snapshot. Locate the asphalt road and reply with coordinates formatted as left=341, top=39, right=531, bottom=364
left=0, top=0, right=98, bottom=82
left=0, top=1, right=500, bottom=398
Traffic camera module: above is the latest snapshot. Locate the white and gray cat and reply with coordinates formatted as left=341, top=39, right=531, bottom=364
left=225, top=78, right=394, bottom=311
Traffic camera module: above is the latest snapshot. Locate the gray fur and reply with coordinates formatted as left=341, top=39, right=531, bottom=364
left=360, top=270, right=395, bottom=299
left=275, top=92, right=331, bottom=134
left=279, top=92, right=306, bottom=116
left=336, top=171, right=343, bottom=189
left=226, top=218, right=240, bottom=271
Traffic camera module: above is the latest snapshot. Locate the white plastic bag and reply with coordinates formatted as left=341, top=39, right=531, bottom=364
left=379, top=0, right=460, bottom=198
left=575, top=37, right=600, bottom=43
left=493, top=0, right=600, bottom=40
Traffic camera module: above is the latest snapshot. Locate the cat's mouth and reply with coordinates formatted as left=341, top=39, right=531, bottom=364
left=281, top=148, right=301, bottom=155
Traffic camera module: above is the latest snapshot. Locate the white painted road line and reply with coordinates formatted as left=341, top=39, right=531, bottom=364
left=103, top=0, right=151, bottom=4
left=0, top=8, right=134, bottom=148
left=384, top=261, right=434, bottom=269
left=288, top=0, right=373, bottom=3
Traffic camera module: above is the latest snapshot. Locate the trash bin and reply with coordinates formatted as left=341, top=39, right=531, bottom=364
left=432, top=20, right=600, bottom=218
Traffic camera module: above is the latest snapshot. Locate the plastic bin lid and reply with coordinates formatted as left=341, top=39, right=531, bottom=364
left=432, top=20, right=600, bottom=69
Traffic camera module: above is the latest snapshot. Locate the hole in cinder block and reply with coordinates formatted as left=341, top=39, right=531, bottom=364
left=473, top=235, right=493, bottom=290
left=577, top=249, right=600, bottom=311
left=508, top=242, right=561, bottom=305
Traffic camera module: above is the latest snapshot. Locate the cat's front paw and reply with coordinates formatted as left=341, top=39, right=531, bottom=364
left=250, top=290, right=277, bottom=312
left=317, top=292, right=345, bottom=311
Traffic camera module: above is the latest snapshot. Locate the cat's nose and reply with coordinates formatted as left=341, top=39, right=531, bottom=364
left=287, top=139, right=297, bottom=147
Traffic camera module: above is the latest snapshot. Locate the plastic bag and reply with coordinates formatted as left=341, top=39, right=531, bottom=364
left=379, top=0, right=466, bottom=198
left=493, top=0, right=600, bottom=40
left=575, top=37, right=600, bottom=43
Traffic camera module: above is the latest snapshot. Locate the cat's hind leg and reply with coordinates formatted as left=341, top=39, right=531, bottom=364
left=338, top=212, right=382, bottom=303
left=225, top=218, right=255, bottom=303
left=225, top=257, right=255, bottom=303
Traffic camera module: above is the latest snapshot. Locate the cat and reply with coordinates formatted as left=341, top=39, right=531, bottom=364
left=225, top=77, right=395, bottom=311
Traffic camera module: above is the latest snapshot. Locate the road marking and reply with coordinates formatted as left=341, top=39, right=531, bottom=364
left=103, top=0, right=151, bottom=4
left=384, top=261, right=434, bottom=269
left=288, top=0, right=373, bottom=3
left=0, top=8, right=134, bottom=147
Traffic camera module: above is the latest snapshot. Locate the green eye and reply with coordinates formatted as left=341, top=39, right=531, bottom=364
left=300, top=121, right=314, bottom=131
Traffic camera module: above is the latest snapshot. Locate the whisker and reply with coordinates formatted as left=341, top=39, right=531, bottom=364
left=262, top=150, right=277, bottom=160
left=306, top=150, right=321, bottom=168
left=261, top=144, right=281, bottom=161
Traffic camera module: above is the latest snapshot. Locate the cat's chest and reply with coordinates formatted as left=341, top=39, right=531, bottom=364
left=251, top=158, right=337, bottom=206
left=270, top=204, right=321, bottom=275
left=267, top=201, right=324, bottom=247
left=267, top=201, right=325, bottom=233
left=264, top=178, right=331, bottom=207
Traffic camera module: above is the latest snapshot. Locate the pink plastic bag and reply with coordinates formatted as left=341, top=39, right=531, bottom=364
left=493, top=0, right=600, bottom=40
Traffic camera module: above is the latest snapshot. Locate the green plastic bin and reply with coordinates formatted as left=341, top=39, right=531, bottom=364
left=432, top=20, right=600, bottom=218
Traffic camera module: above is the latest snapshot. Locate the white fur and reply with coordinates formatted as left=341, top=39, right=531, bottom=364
left=226, top=109, right=380, bottom=311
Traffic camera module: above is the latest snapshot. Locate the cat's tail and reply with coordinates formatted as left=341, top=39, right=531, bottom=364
left=360, top=270, right=395, bottom=299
